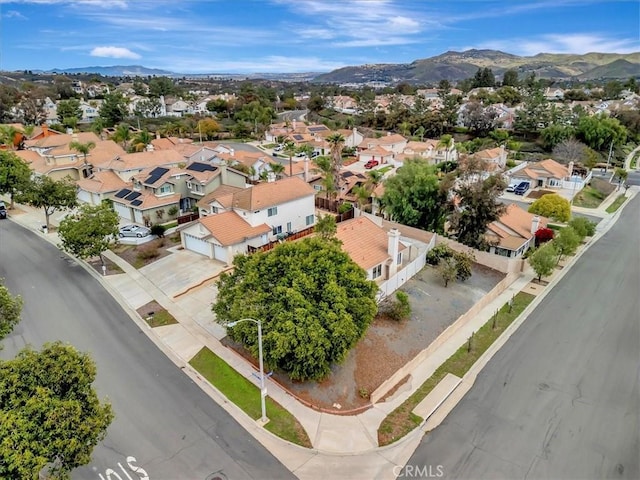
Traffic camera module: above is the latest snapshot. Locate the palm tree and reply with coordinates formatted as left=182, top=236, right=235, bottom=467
left=327, top=132, right=345, bottom=195
left=437, top=134, right=454, bottom=163
left=0, top=125, right=19, bottom=150
left=316, top=156, right=337, bottom=200
left=112, top=123, right=131, bottom=151
left=352, top=185, right=371, bottom=212
left=69, top=140, right=96, bottom=177
left=132, top=129, right=153, bottom=152
left=283, top=140, right=297, bottom=177
left=269, top=161, right=286, bottom=179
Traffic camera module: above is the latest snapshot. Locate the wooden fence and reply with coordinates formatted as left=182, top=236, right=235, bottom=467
left=177, top=212, right=199, bottom=225
left=247, top=226, right=315, bottom=254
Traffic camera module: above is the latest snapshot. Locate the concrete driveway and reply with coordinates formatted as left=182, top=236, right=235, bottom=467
left=139, top=248, right=226, bottom=299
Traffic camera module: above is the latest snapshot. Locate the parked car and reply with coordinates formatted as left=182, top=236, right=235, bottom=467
left=295, top=152, right=306, bottom=158
left=506, top=182, right=519, bottom=192
left=311, top=151, right=320, bottom=158
left=118, top=224, right=151, bottom=238
left=514, top=181, right=530, bottom=196
left=364, top=160, right=380, bottom=169
left=0, top=201, right=6, bottom=220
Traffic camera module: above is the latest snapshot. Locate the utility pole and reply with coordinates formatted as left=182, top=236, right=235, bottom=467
left=605, top=141, right=614, bottom=176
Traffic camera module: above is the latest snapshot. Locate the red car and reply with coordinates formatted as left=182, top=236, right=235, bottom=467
left=364, top=160, right=379, bottom=169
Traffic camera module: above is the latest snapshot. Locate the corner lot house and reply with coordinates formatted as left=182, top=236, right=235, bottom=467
left=182, top=177, right=316, bottom=262
left=486, top=204, right=548, bottom=258
left=336, top=217, right=406, bottom=281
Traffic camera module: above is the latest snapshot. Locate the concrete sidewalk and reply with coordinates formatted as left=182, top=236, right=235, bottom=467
left=3, top=189, right=633, bottom=479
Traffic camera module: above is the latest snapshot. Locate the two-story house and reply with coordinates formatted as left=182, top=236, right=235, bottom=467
left=94, top=149, right=185, bottom=183
left=181, top=177, right=316, bottom=263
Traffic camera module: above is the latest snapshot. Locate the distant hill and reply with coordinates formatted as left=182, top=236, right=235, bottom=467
left=313, top=49, right=640, bottom=84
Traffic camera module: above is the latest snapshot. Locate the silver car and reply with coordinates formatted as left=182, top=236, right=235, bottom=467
left=118, top=224, right=151, bottom=238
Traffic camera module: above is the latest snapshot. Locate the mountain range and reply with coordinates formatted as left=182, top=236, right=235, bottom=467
left=313, top=49, right=640, bottom=84
left=28, top=50, right=640, bottom=84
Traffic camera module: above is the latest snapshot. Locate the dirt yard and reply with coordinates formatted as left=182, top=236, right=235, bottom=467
left=111, top=233, right=182, bottom=269
left=228, top=263, right=505, bottom=412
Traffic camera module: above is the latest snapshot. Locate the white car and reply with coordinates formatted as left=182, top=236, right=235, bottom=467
left=506, top=182, right=519, bottom=192
left=273, top=145, right=283, bottom=152
left=119, top=224, right=151, bottom=238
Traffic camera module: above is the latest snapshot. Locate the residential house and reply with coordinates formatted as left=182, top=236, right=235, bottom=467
left=181, top=162, right=246, bottom=211
left=327, top=95, right=358, bottom=114
left=508, top=158, right=570, bottom=189
left=20, top=132, right=105, bottom=180
left=336, top=217, right=406, bottom=281
left=79, top=101, right=101, bottom=122
left=486, top=204, right=548, bottom=258
left=357, top=145, right=395, bottom=166
left=183, top=176, right=316, bottom=261
left=358, top=133, right=408, bottom=154
left=76, top=170, right=128, bottom=205
left=473, top=145, right=507, bottom=170
left=402, top=139, right=458, bottom=164
left=544, top=87, right=565, bottom=101
left=94, top=149, right=185, bottom=182
left=111, top=166, right=183, bottom=225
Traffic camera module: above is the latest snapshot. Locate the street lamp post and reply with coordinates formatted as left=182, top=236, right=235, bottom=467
left=226, top=318, right=267, bottom=424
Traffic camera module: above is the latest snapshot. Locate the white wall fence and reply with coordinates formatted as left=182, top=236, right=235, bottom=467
left=378, top=252, right=427, bottom=299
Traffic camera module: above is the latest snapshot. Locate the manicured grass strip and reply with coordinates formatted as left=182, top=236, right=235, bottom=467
left=547, top=224, right=565, bottom=231
left=378, top=165, right=394, bottom=174
left=189, top=347, right=312, bottom=448
left=145, top=309, right=178, bottom=327
left=605, top=194, right=627, bottom=213
left=378, top=292, right=535, bottom=446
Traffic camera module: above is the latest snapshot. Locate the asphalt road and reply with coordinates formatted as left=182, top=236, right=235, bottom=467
left=404, top=194, right=640, bottom=479
left=0, top=220, right=295, bottom=480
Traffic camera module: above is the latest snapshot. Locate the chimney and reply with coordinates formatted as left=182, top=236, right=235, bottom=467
left=531, top=215, right=540, bottom=235
left=387, top=131, right=391, bottom=136
left=387, top=228, right=401, bottom=277
left=220, top=164, right=229, bottom=185
left=146, top=143, right=154, bottom=152
left=267, top=171, right=276, bottom=183
left=66, top=128, right=73, bottom=135
left=156, top=132, right=161, bottom=139
left=230, top=148, right=235, bottom=157
left=304, top=156, right=309, bottom=183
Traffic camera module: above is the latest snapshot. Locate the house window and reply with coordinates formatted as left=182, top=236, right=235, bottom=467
left=286, top=222, right=292, bottom=233
left=314, top=185, right=322, bottom=191
left=268, top=207, right=278, bottom=217
left=272, top=225, right=282, bottom=235
left=397, top=252, right=403, bottom=265
left=158, top=185, right=172, bottom=194
left=372, top=264, right=382, bottom=279
left=494, top=247, right=512, bottom=257
left=305, top=214, right=314, bottom=226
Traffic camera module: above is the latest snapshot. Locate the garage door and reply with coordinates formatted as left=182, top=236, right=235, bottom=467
left=113, top=202, right=133, bottom=222
left=77, top=189, right=93, bottom=204
left=184, top=234, right=211, bottom=258
left=213, top=244, right=227, bottom=263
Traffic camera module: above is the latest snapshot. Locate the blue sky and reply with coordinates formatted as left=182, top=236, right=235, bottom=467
left=1, top=0, right=638, bottom=73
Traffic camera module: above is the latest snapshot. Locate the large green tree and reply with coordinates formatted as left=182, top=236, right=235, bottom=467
left=98, top=91, right=129, bottom=127
left=0, top=342, right=114, bottom=479
left=528, top=193, right=571, bottom=222
left=554, top=226, right=581, bottom=262
left=18, top=175, right=78, bottom=229
left=58, top=202, right=119, bottom=265
left=213, top=237, right=378, bottom=381
left=56, top=99, right=82, bottom=126
left=576, top=114, right=627, bottom=151
left=529, top=242, right=557, bottom=282
left=448, top=172, right=507, bottom=250
left=381, top=159, right=449, bottom=233
left=0, top=281, right=22, bottom=341
left=0, top=151, right=32, bottom=209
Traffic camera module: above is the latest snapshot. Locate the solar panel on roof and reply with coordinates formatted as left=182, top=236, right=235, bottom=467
left=293, top=134, right=304, bottom=141
left=308, top=126, right=327, bottom=132
left=115, top=188, right=131, bottom=198
left=342, top=171, right=354, bottom=178
left=187, top=162, right=217, bottom=172
left=130, top=199, right=143, bottom=207
left=124, top=191, right=141, bottom=201
left=145, top=167, right=170, bottom=185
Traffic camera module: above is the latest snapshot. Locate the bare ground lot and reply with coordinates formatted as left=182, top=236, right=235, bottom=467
left=225, top=264, right=504, bottom=412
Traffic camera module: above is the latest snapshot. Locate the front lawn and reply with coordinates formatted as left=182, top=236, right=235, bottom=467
left=189, top=347, right=312, bottom=448
left=572, top=186, right=606, bottom=208
left=378, top=292, right=535, bottom=446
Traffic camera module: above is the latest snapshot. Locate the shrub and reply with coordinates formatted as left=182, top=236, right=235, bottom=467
left=453, top=251, right=475, bottom=281
left=534, top=227, right=555, bottom=246
left=528, top=194, right=571, bottom=222
left=568, top=217, right=596, bottom=238
left=167, top=205, right=179, bottom=217
left=338, top=202, right=353, bottom=214
left=386, top=291, right=412, bottom=321
left=426, top=243, right=451, bottom=265
left=137, top=247, right=160, bottom=260
left=150, top=224, right=166, bottom=238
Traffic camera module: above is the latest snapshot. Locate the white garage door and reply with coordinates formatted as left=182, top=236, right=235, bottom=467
left=213, top=244, right=227, bottom=263
left=184, top=234, right=211, bottom=257
left=77, top=189, right=93, bottom=204
left=113, top=203, right=133, bottom=222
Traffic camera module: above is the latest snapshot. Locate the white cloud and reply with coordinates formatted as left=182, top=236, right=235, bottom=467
left=475, top=33, right=640, bottom=56
left=164, top=55, right=346, bottom=74
left=90, top=46, right=140, bottom=59
left=0, top=0, right=128, bottom=6
left=3, top=9, right=27, bottom=18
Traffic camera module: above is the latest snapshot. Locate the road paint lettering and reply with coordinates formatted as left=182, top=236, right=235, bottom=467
left=97, top=456, right=149, bottom=480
